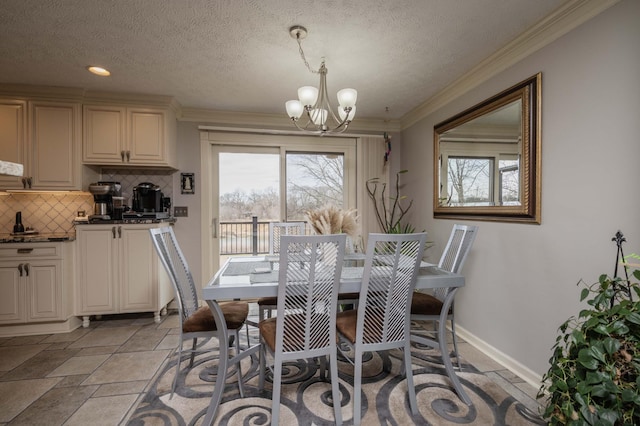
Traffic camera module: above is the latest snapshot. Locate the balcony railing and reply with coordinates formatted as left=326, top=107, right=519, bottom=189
left=219, top=217, right=271, bottom=255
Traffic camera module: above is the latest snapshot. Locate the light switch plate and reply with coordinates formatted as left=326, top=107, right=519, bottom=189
left=174, top=206, right=188, bottom=217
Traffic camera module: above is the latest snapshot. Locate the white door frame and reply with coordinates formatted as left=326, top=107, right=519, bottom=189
left=200, top=131, right=357, bottom=283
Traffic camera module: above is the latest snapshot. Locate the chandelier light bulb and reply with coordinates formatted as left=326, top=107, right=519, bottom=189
left=298, top=86, right=318, bottom=107
left=310, top=108, right=328, bottom=125
left=285, top=100, right=304, bottom=119
left=337, top=88, right=357, bottom=108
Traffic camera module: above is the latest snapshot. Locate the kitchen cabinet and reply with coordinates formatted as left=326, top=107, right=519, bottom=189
left=83, top=104, right=177, bottom=168
left=0, top=99, right=82, bottom=189
left=0, top=243, right=72, bottom=327
left=0, top=99, right=27, bottom=187
left=75, top=223, right=173, bottom=327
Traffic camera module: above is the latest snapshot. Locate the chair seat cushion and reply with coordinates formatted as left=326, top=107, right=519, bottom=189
left=337, top=292, right=359, bottom=300
left=259, top=313, right=333, bottom=352
left=410, top=292, right=451, bottom=315
left=257, top=296, right=278, bottom=306
left=336, top=309, right=390, bottom=344
left=182, top=301, right=248, bottom=333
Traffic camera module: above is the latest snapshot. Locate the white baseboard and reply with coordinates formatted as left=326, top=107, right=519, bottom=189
left=456, top=325, right=543, bottom=391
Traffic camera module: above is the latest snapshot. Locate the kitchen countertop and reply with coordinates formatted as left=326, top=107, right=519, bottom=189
left=0, top=232, right=75, bottom=243
left=74, top=217, right=177, bottom=225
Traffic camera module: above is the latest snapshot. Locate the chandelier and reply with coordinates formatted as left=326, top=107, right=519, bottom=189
left=285, top=26, right=357, bottom=135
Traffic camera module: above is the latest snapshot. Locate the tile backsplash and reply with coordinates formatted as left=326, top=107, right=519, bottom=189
left=0, top=169, right=174, bottom=234
left=0, top=192, right=93, bottom=234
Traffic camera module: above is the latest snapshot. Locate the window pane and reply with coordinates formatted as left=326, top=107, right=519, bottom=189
left=285, top=153, right=344, bottom=220
left=447, top=157, right=492, bottom=206
left=499, top=159, right=520, bottom=205
left=219, top=152, right=280, bottom=221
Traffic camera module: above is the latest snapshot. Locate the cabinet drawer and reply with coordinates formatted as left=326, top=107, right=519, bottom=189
left=0, top=244, right=61, bottom=258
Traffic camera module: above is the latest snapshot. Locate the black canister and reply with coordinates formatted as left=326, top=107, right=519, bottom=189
left=13, top=211, right=25, bottom=233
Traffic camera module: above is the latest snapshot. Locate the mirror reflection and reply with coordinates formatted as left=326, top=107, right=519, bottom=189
left=434, top=73, right=541, bottom=223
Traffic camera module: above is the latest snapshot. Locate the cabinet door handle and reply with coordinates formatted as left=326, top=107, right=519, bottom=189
left=24, top=263, right=30, bottom=277
left=118, top=226, right=122, bottom=238
left=17, top=248, right=34, bottom=254
left=18, top=263, right=23, bottom=277
left=126, top=151, right=131, bottom=162
left=28, top=177, right=32, bottom=188
left=112, top=226, right=116, bottom=238
left=121, top=150, right=126, bottom=162
left=21, top=178, right=27, bottom=189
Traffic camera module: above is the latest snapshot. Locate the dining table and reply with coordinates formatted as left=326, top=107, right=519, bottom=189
left=200, top=254, right=471, bottom=425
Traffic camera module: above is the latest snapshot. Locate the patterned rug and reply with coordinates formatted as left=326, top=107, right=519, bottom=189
left=127, top=328, right=544, bottom=425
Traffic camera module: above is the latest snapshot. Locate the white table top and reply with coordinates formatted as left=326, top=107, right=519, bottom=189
left=203, top=255, right=464, bottom=301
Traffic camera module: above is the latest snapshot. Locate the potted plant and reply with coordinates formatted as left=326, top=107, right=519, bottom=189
left=366, top=170, right=415, bottom=234
left=538, top=234, right=640, bottom=425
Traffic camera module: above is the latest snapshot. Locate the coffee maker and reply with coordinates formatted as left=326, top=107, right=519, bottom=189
left=88, top=182, right=122, bottom=221
left=132, top=182, right=163, bottom=213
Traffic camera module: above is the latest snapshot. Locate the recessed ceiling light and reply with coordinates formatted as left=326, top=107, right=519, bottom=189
left=86, top=66, right=111, bottom=76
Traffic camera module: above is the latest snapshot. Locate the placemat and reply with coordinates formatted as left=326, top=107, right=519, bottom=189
left=224, top=261, right=272, bottom=276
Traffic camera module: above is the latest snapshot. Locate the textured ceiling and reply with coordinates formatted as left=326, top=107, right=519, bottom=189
left=0, top=0, right=567, bottom=120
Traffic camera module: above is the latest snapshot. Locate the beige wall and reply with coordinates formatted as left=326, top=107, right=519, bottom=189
left=400, top=0, right=640, bottom=384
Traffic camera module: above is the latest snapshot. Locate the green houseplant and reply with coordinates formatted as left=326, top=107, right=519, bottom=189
left=538, top=245, right=640, bottom=425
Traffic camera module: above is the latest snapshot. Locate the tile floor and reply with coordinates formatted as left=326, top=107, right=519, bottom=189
left=0, top=310, right=543, bottom=425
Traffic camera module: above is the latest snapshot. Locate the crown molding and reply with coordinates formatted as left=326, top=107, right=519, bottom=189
left=0, top=83, right=85, bottom=101
left=180, top=107, right=400, bottom=133
left=0, top=83, right=182, bottom=112
left=400, top=0, right=621, bottom=129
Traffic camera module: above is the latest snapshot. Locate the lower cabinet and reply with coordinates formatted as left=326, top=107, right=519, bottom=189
left=0, top=243, right=71, bottom=328
left=75, top=223, right=173, bottom=327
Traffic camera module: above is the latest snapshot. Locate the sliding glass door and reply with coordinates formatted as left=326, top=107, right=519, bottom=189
left=202, top=132, right=356, bottom=275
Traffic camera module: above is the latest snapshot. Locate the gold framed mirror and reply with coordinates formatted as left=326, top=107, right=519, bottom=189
left=434, top=73, right=541, bottom=224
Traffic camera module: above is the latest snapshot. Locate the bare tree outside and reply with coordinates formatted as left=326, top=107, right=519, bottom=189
left=448, top=157, right=492, bottom=205
left=286, top=153, right=344, bottom=220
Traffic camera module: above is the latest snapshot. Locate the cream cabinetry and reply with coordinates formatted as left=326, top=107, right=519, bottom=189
left=83, top=104, right=177, bottom=168
left=0, top=243, right=73, bottom=329
left=0, top=100, right=27, bottom=187
left=0, top=99, right=82, bottom=189
left=75, top=223, right=173, bottom=327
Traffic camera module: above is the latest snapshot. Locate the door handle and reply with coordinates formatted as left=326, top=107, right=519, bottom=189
left=117, top=226, right=122, bottom=238
left=18, top=263, right=23, bottom=277
left=126, top=151, right=131, bottom=162
left=121, top=150, right=125, bottom=162
left=112, top=226, right=116, bottom=238
left=24, top=263, right=30, bottom=277
left=212, top=218, right=218, bottom=238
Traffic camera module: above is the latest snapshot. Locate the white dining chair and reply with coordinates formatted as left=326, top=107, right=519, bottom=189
left=149, top=227, right=250, bottom=398
left=410, top=224, right=478, bottom=368
left=336, top=232, right=427, bottom=426
left=258, top=233, right=346, bottom=425
left=257, top=221, right=307, bottom=322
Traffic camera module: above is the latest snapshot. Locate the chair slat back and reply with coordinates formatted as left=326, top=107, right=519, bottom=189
left=358, top=233, right=427, bottom=346
left=275, top=234, right=346, bottom=354
left=438, top=224, right=478, bottom=273
left=433, top=224, right=478, bottom=300
left=149, top=227, right=199, bottom=321
left=269, top=222, right=306, bottom=255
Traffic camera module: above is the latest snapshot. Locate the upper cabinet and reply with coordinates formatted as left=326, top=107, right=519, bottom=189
left=0, top=99, right=82, bottom=190
left=83, top=104, right=177, bottom=169
left=0, top=100, right=27, bottom=187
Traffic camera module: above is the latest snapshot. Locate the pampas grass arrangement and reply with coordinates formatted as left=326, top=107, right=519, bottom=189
left=306, top=206, right=359, bottom=238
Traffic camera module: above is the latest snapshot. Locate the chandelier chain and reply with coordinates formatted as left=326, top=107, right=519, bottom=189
left=296, top=37, right=320, bottom=75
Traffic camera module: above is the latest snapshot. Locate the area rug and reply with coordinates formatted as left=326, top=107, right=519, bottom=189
left=127, top=330, right=544, bottom=425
